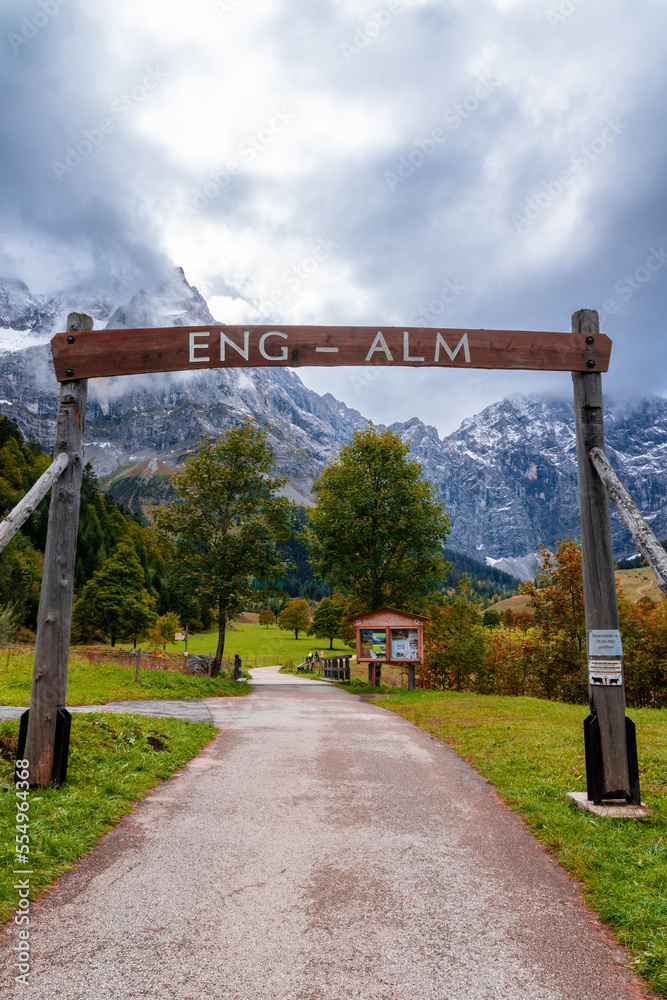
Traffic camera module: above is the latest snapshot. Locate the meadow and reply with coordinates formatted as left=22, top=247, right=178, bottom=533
left=369, top=688, right=667, bottom=996
left=0, top=648, right=249, bottom=706
left=161, top=621, right=355, bottom=667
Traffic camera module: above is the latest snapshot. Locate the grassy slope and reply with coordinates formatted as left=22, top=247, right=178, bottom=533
left=487, top=567, right=662, bottom=614
left=0, top=650, right=250, bottom=706
left=369, top=689, right=667, bottom=996
left=615, top=567, right=663, bottom=603
left=0, top=713, right=216, bottom=924
left=162, top=622, right=355, bottom=665
left=485, top=594, right=534, bottom=614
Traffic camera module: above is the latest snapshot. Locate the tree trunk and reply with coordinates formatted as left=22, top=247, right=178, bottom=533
left=329, top=637, right=334, bottom=649
left=212, top=597, right=226, bottom=677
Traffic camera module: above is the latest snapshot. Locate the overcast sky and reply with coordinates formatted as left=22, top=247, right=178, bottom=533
left=1, top=0, right=666, bottom=434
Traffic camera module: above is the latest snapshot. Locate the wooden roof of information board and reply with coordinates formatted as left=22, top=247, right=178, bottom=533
left=349, top=608, right=430, bottom=627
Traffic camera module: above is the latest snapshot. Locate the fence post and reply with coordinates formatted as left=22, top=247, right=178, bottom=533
left=24, top=312, right=92, bottom=787
left=134, top=648, right=142, bottom=682
left=572, top=308, right=633, bottom=801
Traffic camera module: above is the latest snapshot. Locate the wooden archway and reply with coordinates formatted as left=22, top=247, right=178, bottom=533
left=22, top=310, right=637, bottom=806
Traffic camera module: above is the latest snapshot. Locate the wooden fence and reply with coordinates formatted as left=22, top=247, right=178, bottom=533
left=0, top=645, right=277, bottom=674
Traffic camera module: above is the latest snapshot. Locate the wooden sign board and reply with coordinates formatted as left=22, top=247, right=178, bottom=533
left=352, top=608, right=428, bottom=664
left=50, top=324, right=611, bottom=382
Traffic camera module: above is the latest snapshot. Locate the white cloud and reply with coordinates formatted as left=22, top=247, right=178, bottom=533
left=1, top=0, right=666, bottom=434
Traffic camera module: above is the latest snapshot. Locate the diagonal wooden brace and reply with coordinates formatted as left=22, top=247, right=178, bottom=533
left=589, top=446, right=667, bottom=597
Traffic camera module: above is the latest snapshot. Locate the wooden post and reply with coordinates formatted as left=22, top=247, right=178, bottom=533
left=24, top=313, right=92, bottom=787
left=572, top=309, right=630, bottom=799
left=134, top=648, right=142, bottom=683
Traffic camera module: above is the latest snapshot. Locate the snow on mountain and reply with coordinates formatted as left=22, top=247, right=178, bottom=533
left=0, top=268, right=371, bottom=509
left=104, top=267, right=217, bottom=330
left=485, top=553, right=543, bottom=582
left=392, top=392, right=667, bottom=562
left=0, top=275, right=124, bottom=352
left=1, top=267, right=665, bottom=567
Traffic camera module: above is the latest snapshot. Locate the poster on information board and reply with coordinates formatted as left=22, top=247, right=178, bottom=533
left=360, top=629, right=387, bottom=659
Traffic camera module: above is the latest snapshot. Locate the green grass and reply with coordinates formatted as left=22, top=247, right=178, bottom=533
left=0, top=713, right=216, bottom=924
left=369, top=689, right=667, bottom=996
left=340, top=681, right=397, bottom=694
left=163, top=622, right=355, bottom=666
left=0, top=650, right=250, bottom=706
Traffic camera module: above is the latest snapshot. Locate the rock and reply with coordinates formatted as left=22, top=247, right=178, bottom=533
left=186, top=655, right=211, bottom=675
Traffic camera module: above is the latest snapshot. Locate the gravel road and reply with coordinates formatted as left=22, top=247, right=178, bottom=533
left=1, top=665, right=651, bottom=999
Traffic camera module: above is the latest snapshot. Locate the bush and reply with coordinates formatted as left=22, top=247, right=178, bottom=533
left=0, top=603, right=18, bottom=645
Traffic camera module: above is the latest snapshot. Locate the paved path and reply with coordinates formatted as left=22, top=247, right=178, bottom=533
left=0, top=700, right=215, bottom=724
left=1, top=665, right=649, bottom=999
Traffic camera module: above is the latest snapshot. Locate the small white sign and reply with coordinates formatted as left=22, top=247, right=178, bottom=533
left=174, top=632, right=186, bottom=641
left=589, top=659, right=623, bottom=686
left=588, top=630, right=623, bottom=657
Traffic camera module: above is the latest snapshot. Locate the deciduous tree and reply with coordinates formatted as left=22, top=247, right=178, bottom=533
left=278, top=597, right=311, bottom=639
left=518, top=540, right=586, bottom=701
left=422, top=577, right=489, bottom=691
left=305, top=426, right=451, bottom=611
left=307, top=593, right=347, bottom=649
left=154, top=423, right=294, bottom=675
left=145, top=611, right=182, bottom=652
left=617, top=590, right=667, bottom=707
left=259, top=608, right=276, bottom=628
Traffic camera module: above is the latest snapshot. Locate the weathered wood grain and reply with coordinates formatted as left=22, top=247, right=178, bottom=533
left=572, top=309, right=630, bottom=800
left=50, top=324, right=612, bottom=381
left=0, top=452, right=68, bottom=555
left=590, top=447, right=667, bottom=597
left=25, top=313, right=91, bottom=787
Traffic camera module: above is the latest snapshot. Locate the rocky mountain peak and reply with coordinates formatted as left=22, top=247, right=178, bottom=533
left=105, top=267, right=217, bottom=330
left=1, top=268, right=665, bottom=568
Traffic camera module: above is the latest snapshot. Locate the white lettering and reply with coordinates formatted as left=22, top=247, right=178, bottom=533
left=259, top=331, right=288, bottom=361
left=434, top=332, right=470, bottom=363
left=189, top=332, right=210, bottom=362
left=403, top=331, right=424, bottom=362
left=365, top=331, right=393, bottom=362
left=220, top=330, right=249, bottom=361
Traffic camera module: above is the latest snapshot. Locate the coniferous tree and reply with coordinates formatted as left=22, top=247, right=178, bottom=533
left=71, top=543, right=156, bottom=646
